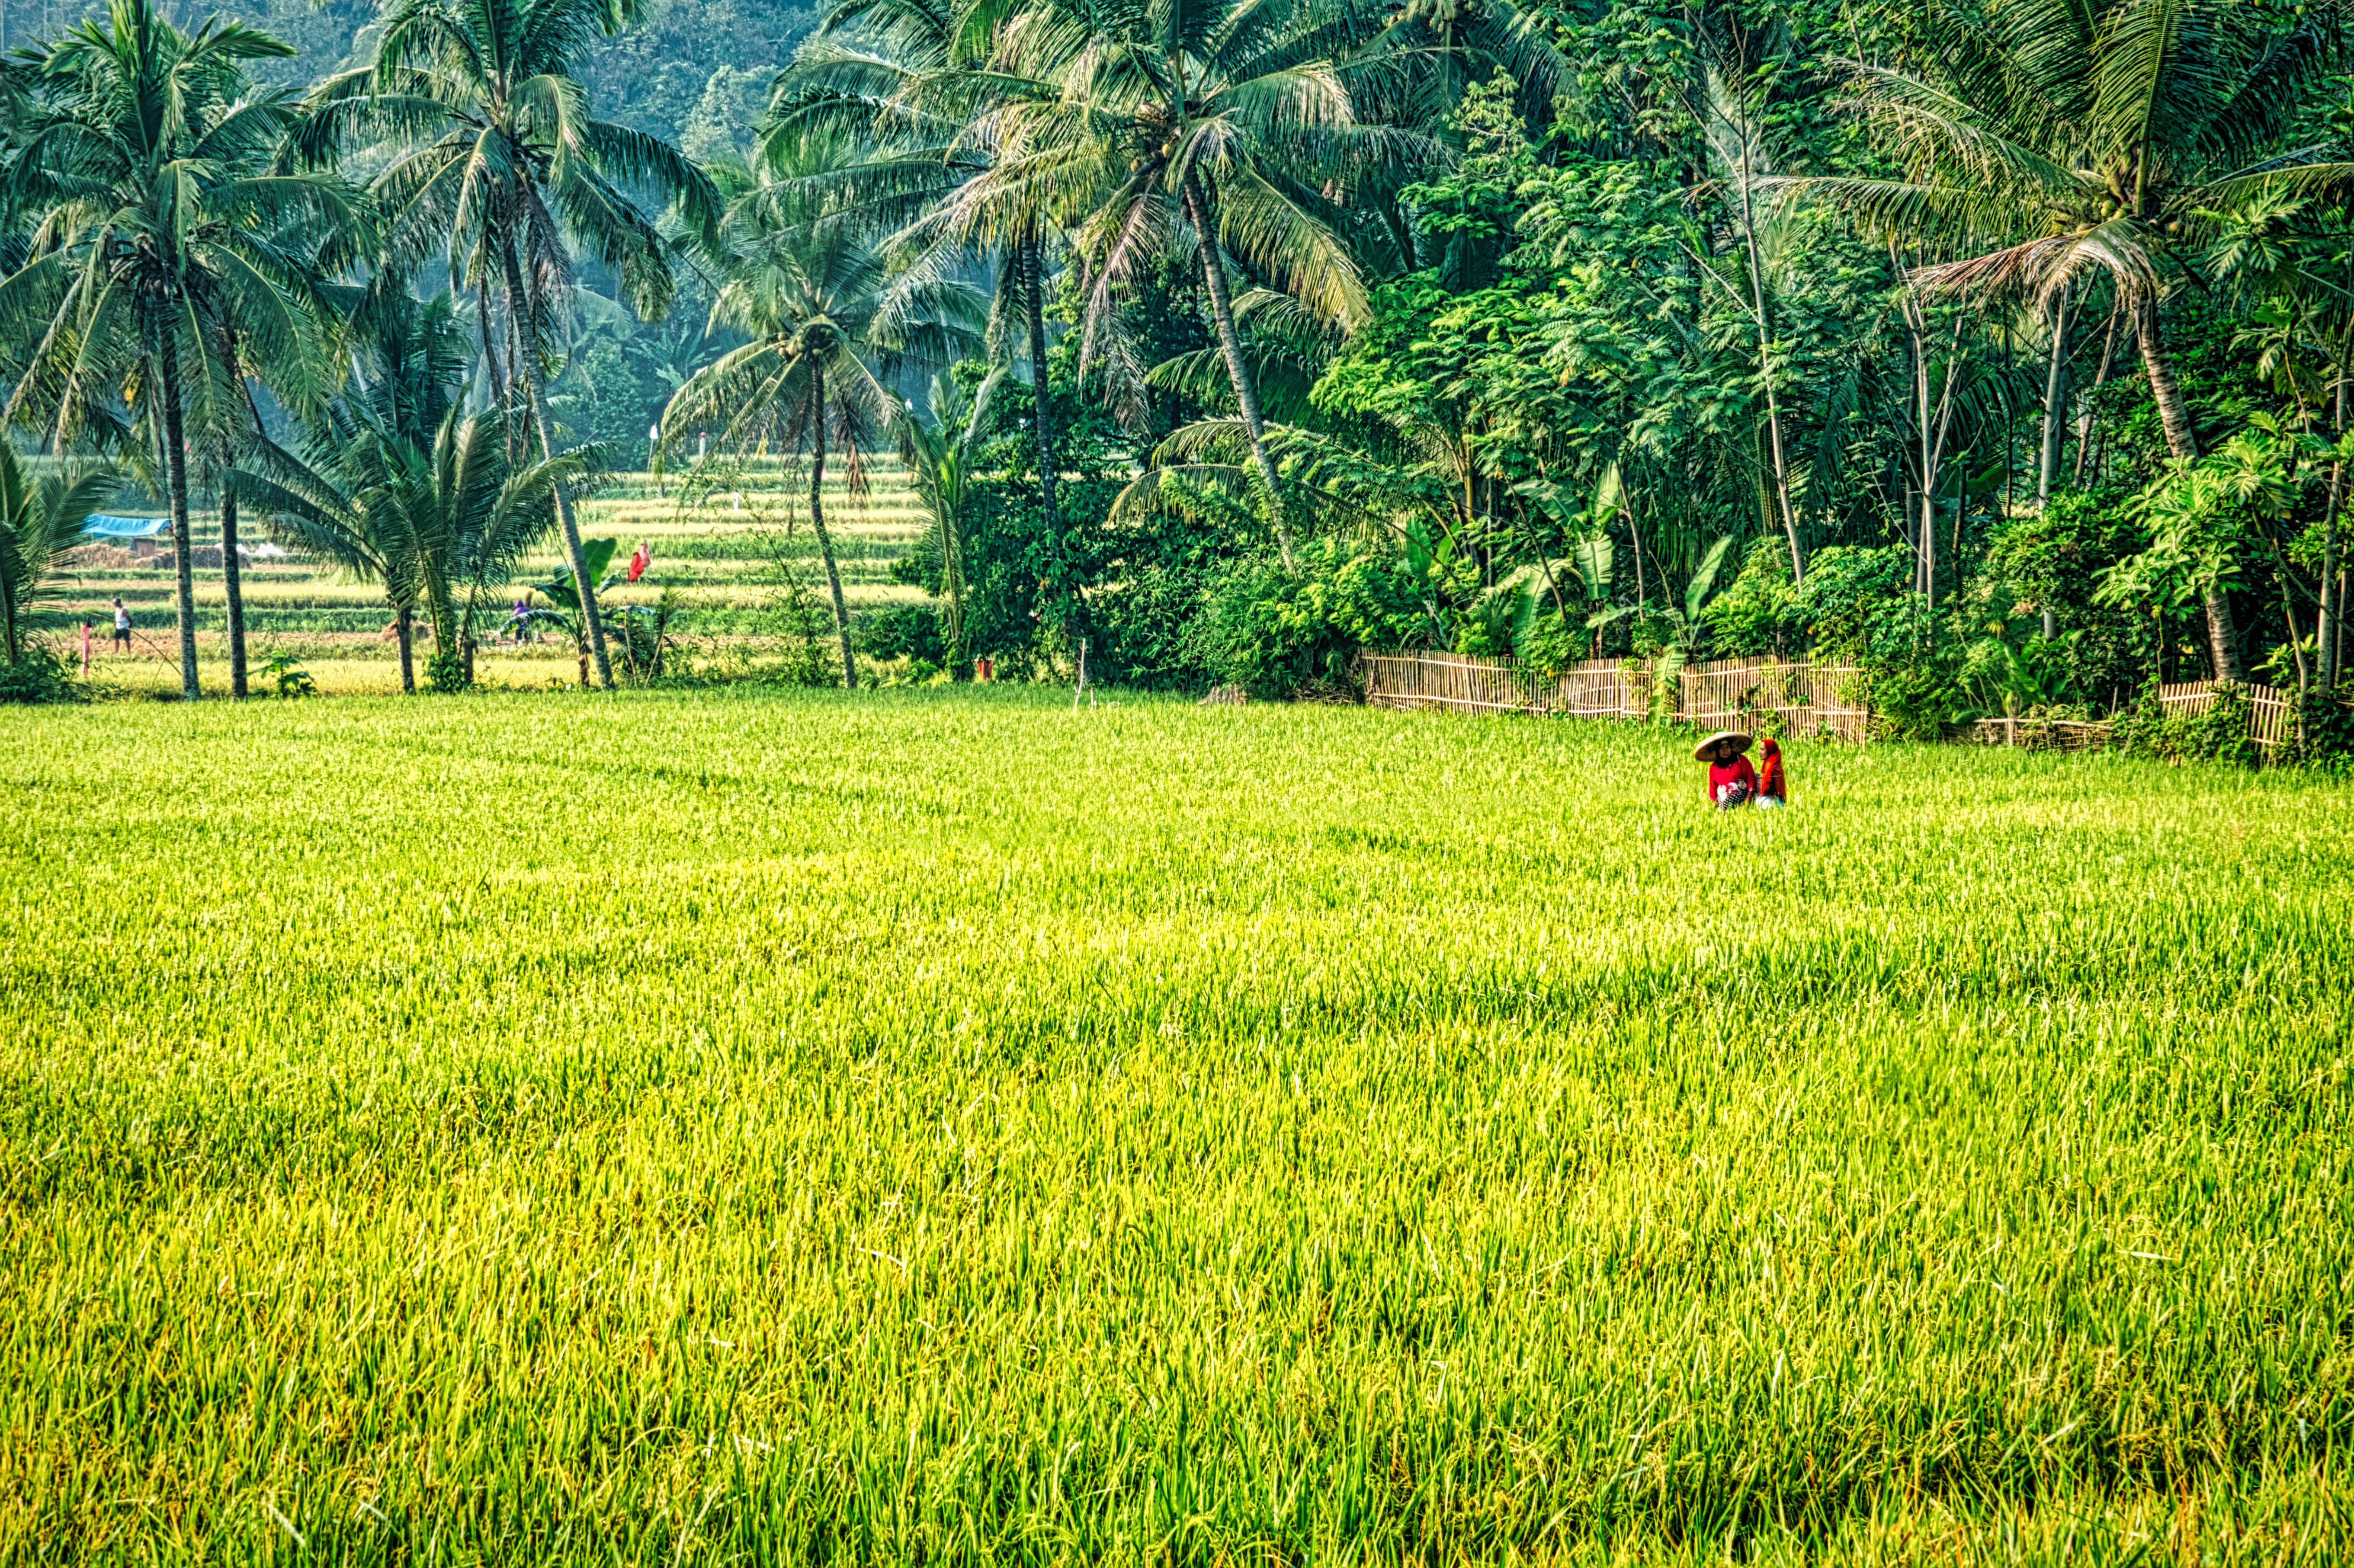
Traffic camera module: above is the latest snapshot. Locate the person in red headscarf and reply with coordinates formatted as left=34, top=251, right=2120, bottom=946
left=1755, top=737, right=1787, bottom=807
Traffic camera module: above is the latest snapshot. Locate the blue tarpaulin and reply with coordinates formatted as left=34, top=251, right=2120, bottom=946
left=84, top=514, right=169, bottom=539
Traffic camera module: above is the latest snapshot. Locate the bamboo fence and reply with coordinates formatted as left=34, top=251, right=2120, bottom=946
left=1547, top=659, right=1652, bottom=719
left=1676, top=659, right=1867, bottom=742
left=1358, top=651, right=1556, bottom=714
left=2154, top=678, right=2298, bottom=755
left=1361, top=650, right=2324, bottom=761
left=1363, top=651, right=1846, bottom=733
left=1963, top=716, right=2113, bottom=751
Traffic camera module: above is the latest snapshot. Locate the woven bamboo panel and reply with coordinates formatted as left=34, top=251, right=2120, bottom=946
left=1363, top=652, right=1860, bottom=735
left=1966, top=717, right=2114, bottom=751
left=2157, top=678, right=2296, bottom=753
left=1679, top=659, right=1867, bottom=742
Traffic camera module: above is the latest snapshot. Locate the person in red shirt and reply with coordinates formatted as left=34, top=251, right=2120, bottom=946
left=1696, top=731, right=1757, bottom=808
left=1754, top=736, right=1787, bottom=807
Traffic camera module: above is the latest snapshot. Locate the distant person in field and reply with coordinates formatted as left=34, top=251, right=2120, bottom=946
left=628, top=541, right=650, bottom=583
left=111, top=598, right=131, bottom=650
left=1696, top=731, right=1756, bottom=809
left=1754, top=737, right=1787, bottom=808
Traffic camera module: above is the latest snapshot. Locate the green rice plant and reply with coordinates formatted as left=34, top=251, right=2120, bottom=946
left=0, top=691, right=2348, bottom=1563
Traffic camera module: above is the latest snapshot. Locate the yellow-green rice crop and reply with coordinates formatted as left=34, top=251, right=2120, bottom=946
left=3, top=689, right=2350, bottom=1563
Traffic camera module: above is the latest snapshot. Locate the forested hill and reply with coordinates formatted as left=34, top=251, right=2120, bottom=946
left=0, top=0, right=817, bottom=153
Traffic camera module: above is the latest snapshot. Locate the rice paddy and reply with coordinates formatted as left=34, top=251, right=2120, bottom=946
left=3, top=688, right=2350, bottom=1563
left=46, top=458, right=923, bottom=694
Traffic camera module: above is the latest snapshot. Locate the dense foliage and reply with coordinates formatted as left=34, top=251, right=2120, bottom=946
left=2, top=0, right=2351, bottom=745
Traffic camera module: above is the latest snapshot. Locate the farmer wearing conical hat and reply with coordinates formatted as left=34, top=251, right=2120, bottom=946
left=1696, top=730, right=1756, bottom=809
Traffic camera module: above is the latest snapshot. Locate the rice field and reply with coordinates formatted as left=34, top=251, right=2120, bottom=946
left=3, top=688, right=2350, bottom=1563
left=43, top=458, right=925, bottom=682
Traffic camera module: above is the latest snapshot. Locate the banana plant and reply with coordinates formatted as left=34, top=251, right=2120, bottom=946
left=524, top=538, right=623, bottom=689
left=1644, top=534, right=1736, bottom=706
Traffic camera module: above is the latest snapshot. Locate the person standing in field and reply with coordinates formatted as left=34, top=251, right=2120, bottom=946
left=1696, top=731, right=1756, bottom=808
left=628, top=541, right=651, bottom=583
left=1754, top=737, right=1787, bottom=808
left=111, top=598, right=131, bottom=650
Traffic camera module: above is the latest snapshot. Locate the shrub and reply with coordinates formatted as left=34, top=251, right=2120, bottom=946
left=1789, top=546, right=1921, bottom=661
left=0, top=647, right=84, bottom=705
left=853, top=604, right=946, bottom=665
left=1700, top=536, right=1796, bottom=657
left=1854, top=648, right=1973, bottom=742
left=2111, top=684, right=2255, bottom=766
left=256, top=652, right=318, bottom=698
left=1190, top=538, right=1426, bottom=699
left=425, top=647, right=470, bottom=694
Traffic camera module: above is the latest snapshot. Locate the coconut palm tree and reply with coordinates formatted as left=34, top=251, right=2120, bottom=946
left=955, top=0, right=1439, bottom=567
left=1791, top=0, right=2354, bottom=680
left=0, top=0, right=354, bottom=700
left=241, top=401, right=580, bottom=693
left=292, top=0, right=725, bottom=691
left=234, top=289, right=472, bottom=692
left=661, top=202, right=983, bottom=687
left=0, top=444, right=114, bottom=664
left=770, top=0, right=1072, bottom=582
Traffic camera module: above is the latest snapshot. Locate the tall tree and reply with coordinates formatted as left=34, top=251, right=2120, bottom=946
left=0, top=0, right=349, bottom=700
left=961, top=0, right=1440, bottom=568
left=237, top=288, right=472, bottom=693
left=294, top=0, right=725, bottom=690
left=661, top=201, right=982, bottom=687
left=1795, top=0, right=2354, bottom=680
left=771, top=0, right=1077, bottom=621
left=242, top=402, right=579, bottom=692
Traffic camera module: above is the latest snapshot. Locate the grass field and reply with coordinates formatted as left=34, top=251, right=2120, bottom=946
left=3, top=689, right=2351, bottom=1563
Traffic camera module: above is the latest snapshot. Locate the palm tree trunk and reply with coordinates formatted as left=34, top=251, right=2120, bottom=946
left=1181, top=169, right=1293, bottom=570
left=943, top=514, right=965, bottom=675
left=1, top=557, right=19, bottom=664
left=2318, top=314, right=2354, bottom=697
left=220, top=484, right=247, bottom=699
left=396, top=604, right=415, bottom=693
left=157, top=333, right=200, bottom=701
left=2136, top=294, right=2241, bottom=680
left=1023, top=224, right=1086, bottom=642
left=476, top=285, right=507, bottom=408
left=809, top=370, right=856, bottom=688
left=501, top=244, right=613, bottom=689
left=2072, top=299, right=2123, bottom=485
left=523, top=381, right=613, bottom=690
left=2037, top=296, right=2064, bottom=636
left=1736, top=113, right=1802, bottom=588
left=215, top=327, right=254, bottom=700
left=2324, top=523, right=2342, bottom=694
left=1023, top=225, right=1056, bottom=536
left=2038, top=289, right=2072, bottom=503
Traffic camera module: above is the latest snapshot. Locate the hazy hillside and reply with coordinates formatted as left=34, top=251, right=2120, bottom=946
left=0, top=0, right=819, bottom=151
